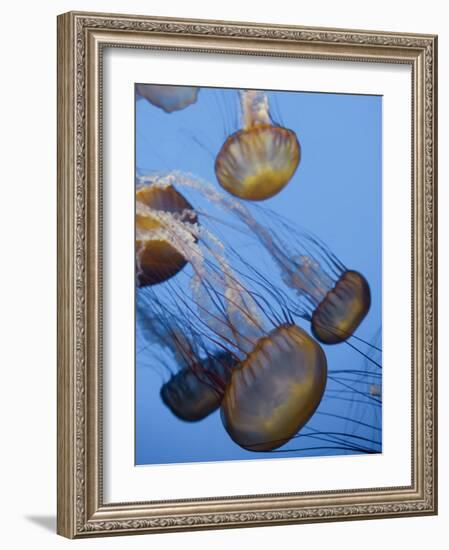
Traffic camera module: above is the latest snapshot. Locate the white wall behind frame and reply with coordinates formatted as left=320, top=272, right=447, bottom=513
left=0, top=1, right=445, bottom=550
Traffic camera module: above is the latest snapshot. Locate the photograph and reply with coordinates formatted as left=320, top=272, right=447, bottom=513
left=135, top=84, right=382, bottom=466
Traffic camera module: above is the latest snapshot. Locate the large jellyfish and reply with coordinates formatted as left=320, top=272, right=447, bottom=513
left=221, top=324, right=327, bottom=451
left=136, top=84, right=199, bottom=113
left=215, top=90, right=300, bottom=201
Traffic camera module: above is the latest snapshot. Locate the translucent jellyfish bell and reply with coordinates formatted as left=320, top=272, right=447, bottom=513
left=310, top=270, right=371, bottom=345
left=160, top=352, right=236, bottom=422
left=278, top=244, right=371, bottom=345
left=215, top=90, right=300, bottom=201
left=221, top=324, right=327, bottom=451
left=136, top=84, right=199, bottom=113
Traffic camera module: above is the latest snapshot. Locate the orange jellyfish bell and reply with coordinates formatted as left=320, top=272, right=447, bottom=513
left=136, top=184, right=197, bottom=286
left=221, top=324, right=327, bottom=451
left=311, top=271, right=371, bottom=345
left=160, top=352, right=236, bottom=422
left=136, top=84, right=199, bottom=113
left=215, top=90, right=300, bottom=201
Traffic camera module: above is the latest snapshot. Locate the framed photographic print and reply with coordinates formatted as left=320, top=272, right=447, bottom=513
left=57, top=11, right=438, bottom=538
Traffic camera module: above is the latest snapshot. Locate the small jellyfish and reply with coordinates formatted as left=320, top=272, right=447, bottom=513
left=221, top=324, right=327, bottom=451
left=137, top=290, right=236, bottom=421
left=215, top=90, right=300, bottom=201
left=161, top=352, right=236, bottom=422
left=310, top=269, right=371, bottom=345
left=136, top=183, right=197, bottom=286
left=256, top=222, right=372, bottom=346
left=136, top=84, right=199, bottom=113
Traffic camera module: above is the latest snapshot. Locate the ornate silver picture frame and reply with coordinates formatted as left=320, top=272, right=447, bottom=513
left=57, top=11, right=437, bottom=538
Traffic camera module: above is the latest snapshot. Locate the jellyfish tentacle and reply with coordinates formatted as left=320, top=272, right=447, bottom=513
left=340, top=339, right=382, bottom=369
left=241, top=429, right=380, bottom=454
left=346, top=332, right=382, bottom=353
left=240, top=90, right=272, bottom=128
left=328, top=375, right=381, bottom=405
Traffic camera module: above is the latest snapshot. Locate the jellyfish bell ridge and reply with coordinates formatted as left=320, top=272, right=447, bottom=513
left=221, top=323, right=327, bottom=452
left=136, top=184, right=197, bottom=287
left=215, top=124, right=300, bottom=201
left=311, top=270, right=371, bottom=345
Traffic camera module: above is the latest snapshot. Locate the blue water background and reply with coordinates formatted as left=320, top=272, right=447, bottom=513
left=135, top=86, right=382, bottom=465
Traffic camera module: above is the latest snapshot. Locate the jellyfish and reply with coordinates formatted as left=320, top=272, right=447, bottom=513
left=136, top=183, right=197, bottom=286
left=215, top=90, right=300, bottom=201
left=221, top=324, right=327, bottom=451
left=161, top=351, right=236, bottom=422
left=246, top=208, right=372, bottom=347
left=223, top=205, right=372, bottom=346
left=136, top=84, right=199, bottom=113
left=137, top=289, right=236, bottom=422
